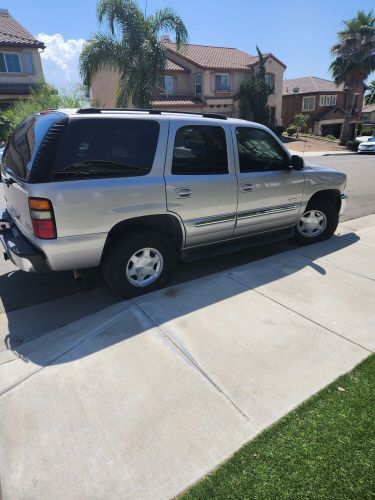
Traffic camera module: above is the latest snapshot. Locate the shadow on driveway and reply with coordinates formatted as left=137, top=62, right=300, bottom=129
left=1, top=232, right=359, bottom=366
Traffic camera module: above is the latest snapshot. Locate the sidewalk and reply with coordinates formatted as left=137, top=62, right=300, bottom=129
left=287, top=148, right=354, bottom=157
left=1, top=215, right=374, bottom=499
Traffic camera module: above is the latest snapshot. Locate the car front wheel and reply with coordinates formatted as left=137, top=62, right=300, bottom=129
left=294, top=198, right=338, bottom=245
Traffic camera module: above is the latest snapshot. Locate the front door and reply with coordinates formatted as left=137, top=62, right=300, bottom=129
left=165, top=121, right=238, bottom=247
left=232, top=126, right=305, bottom=237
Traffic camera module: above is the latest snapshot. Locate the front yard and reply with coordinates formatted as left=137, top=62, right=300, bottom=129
left=281, top=135, right=347, bottom=153
left=181, top=355, right=375, bottom=500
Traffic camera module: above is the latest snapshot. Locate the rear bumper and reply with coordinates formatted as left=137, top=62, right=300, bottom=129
left=0, top=211, right=49, bottom=273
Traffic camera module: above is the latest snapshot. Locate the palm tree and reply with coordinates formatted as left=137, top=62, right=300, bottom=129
left=365, top=80, right=375, bottom=104
left=80, top=0, right=188, bottom=108
left=330, top=10, right=375, bottom=144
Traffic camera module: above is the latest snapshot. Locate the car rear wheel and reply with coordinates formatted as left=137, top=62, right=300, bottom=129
left=102, top=231, right=176, bottom=298
left=294, top=198, right=338, bottom=245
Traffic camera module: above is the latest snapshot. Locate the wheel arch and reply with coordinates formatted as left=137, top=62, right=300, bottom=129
left=307, top=189, right=342, bottom=214
left=101, top=214, right=185, bottom=262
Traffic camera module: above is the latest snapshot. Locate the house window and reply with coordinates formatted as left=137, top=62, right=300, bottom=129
left=0, top=52, right=21, bottom=73
left=158, top=75, right=174, bottom=94
left=265, top=73, right=274, bottom=92
left=320, top=95, right=337, bottom=106
left=302, top=96, right=315, bottom=112
left=215, top=74, right=230, bottom=92
left=194, top=73, right=202, bottom=95
left=23, top=52, right=34, bottom=74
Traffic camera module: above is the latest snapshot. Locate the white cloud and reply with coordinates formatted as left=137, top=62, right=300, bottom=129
left=36, top=33, right=86, bottom=90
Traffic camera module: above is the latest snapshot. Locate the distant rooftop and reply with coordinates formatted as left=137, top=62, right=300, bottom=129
left=0, top=9, right=45, bottom=49
left=161, top=36, right=285, bottom=70
left=362, top=102, right=375, bottom=113
left=283, top=76, right=345, bottom=95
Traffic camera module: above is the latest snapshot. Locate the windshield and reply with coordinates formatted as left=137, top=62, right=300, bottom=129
left=367, top=137, right=375, bottom=142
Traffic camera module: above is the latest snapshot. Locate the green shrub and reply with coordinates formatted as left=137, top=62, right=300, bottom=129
left=287, top=125, right=297, bottom=136
left=325, top=134, right=337, bottom=141
left=346, top=140, right=360, bottom=151
left=360, top=127, right=374, bottom=136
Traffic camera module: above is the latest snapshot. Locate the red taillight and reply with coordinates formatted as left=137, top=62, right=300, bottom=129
left=28, top=197, right=56, bottom=239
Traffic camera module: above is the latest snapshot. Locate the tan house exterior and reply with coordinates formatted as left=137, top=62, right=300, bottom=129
left=361, top=103, right=375, bottom=126
left=91, top=36, right=286, bottom=124
left=282, top=76, right=364, bottom=138
left=0, top=9, right=45, bottom=110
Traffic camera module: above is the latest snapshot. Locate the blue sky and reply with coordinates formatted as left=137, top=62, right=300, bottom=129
left=6, top=0, right=375, bottom=89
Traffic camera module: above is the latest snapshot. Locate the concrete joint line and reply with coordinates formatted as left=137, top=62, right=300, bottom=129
left=130, top=299, right=261, bottom=433
left=0, top=307, right=131, bottom=398
left=226, top=274, right=373, bottom=355
left=294, top=251, right=375, bottom=284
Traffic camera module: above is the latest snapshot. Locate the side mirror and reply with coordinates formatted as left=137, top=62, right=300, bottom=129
left=290, top=154, right=304, bottom=170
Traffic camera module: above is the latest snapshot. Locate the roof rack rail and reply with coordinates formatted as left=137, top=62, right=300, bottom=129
left=76, top=108, right=228, bottom=120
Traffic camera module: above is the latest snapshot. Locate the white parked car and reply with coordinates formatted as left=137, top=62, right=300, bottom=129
left=358, top=136, right=375, bottom=153
left=355, top=135, right=372, bottom=142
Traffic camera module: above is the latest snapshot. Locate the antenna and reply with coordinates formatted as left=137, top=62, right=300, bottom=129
left=144, top=0, right=148, bottom=16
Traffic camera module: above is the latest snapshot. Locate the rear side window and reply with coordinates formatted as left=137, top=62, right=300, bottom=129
left=172, top=125, right=228, bottom=175
left=236, top=127, right=288, bottom=172
left=53, top=118, right=160, bottom=180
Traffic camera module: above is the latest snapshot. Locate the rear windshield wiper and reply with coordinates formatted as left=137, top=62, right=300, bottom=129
left=54, top=160, right=149, bottom=178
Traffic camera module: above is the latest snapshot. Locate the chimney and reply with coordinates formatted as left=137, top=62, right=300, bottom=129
left=161, top=35, right=171, bottom=42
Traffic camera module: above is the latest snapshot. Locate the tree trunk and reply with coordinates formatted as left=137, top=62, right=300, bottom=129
left=339, top=88, right=355, bottom=145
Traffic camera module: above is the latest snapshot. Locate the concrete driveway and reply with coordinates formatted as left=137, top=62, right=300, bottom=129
left=0, top=215, right=374, bottom=499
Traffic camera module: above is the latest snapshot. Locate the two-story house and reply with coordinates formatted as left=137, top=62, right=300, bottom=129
left=282, top=76, right=364, bottom=138
left=91, top=36, right=286, bottom=124
left=0, top=9, right=45, bottom=110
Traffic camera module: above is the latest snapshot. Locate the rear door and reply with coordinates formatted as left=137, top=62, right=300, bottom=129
left=164, top=120, right=238, bottom=247
left=232, top=125, right=305, bottom=236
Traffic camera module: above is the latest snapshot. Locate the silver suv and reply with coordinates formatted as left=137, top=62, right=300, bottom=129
left=1, top=109, right=347, bottom=298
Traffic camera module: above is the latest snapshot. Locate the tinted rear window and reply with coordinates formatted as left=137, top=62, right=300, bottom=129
left=3, top=112, right=67, bottom=182
left=53, top=118, right=160, bottom=180
left=3, top=115, right=35, bottom=180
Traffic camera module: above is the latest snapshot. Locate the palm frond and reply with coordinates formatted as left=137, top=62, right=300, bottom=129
left=79, top=33, right=122, bottom=86
left=148, top=7, right=188, bottom=49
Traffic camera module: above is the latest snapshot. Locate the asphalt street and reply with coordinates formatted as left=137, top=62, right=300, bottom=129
left=0, top=153, right=373, bottom=332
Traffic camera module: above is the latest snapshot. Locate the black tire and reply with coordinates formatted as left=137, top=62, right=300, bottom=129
left=101, top=231, right=176, bottom=299
left=294, top=197, right=338, bottom=245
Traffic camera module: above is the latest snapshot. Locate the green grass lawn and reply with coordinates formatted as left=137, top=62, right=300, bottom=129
left=181, top=355, right=375, bottom=500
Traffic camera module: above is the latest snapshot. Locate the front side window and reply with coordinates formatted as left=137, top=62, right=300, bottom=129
left=236, top=127, right=288, bottom=173
left=215, top=74, right=230, bottom=92
left=302, top=96, right=315, bottom=112
left=0, top=52, right=21, bottom=73
left=172, top=125, right=228, bottom=175
left=53, top=119, right=159, bottom=180
left=195, top=73, right=202, bottom=95
left=158, top=75, right=174, bottom=94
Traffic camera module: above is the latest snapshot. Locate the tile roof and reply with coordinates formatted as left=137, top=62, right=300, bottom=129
left=283, top=76, right=345, bottom=95
left=0, top=9, right=45, bottom=49
left=362, top=103, right=375, bottom=113
left=0, top=82, right=37, bottom=95
left=165, top=58, right=189, bottom=72
left=162, top=40, right=260, bottom=70
left=151, top=95, right=202, bottom=107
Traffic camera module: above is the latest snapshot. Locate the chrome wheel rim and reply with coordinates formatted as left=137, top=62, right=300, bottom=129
left=126, top=248, right=163, bottom=287
left=297, top=210, right=327, bottom=238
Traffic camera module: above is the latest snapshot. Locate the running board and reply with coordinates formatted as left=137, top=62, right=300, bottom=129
left=180, top=227, right=295, bottom=262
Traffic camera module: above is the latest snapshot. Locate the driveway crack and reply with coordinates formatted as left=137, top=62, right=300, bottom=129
left=131, top=299, right=260, bottom=432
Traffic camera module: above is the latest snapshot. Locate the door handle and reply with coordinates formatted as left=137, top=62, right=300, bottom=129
left=240, top=183, right=254, bottom=192
left=175, top=187, right=192, bottom=199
